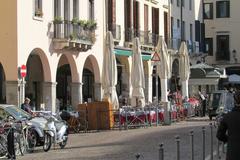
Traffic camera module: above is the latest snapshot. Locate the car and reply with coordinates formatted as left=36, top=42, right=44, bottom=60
left=207, top=90, right=234, bottom=120
left=0, top=104, right=47, bottom=152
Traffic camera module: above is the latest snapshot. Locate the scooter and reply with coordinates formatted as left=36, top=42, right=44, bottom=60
left=43, top=114, right=68, bottom=152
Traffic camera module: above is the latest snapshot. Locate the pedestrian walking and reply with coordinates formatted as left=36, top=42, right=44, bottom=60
left=216, top=91, right=240, bottom=160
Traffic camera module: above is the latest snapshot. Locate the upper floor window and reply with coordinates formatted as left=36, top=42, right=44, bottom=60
left=34, top=0, right=43, bottom=17
left=204, top=3, right=213, bottom=19
left=177, top=19, right=180, bottom=28
left=205, top=38, right=213, bottom=56
left=89, top=0, right=94, bottom=20
left=177, top=0, right=180, bottom=7
left=216, top=1, right=230, bottom=18
left=189, top=0, right=192, bottom=10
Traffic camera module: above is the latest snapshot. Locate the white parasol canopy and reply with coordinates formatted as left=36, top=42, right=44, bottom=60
left=156, top=36, right=171, bottom=79
left=179, top=41, right=190, bottom=81
left=102, top=31, right=119, bottom=109
left=131, top=37, right=145, bottom=107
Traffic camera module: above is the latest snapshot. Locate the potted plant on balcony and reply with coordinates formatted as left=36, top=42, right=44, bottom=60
left=71, top=17, right=79, bottom=25
left=53, top=16, right=63, bottom=24
left=78, top=20, right=87, bottom=29
left=35, top=9, right=43, bottom=17
left=86, top=20, right=97, bottom=31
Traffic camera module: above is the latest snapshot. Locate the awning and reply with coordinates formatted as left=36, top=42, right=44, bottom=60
left=114, top=49, right=151, bottom=61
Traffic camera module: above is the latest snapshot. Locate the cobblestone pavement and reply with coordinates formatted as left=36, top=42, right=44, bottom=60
left=17, top=117, right=226, bottom=160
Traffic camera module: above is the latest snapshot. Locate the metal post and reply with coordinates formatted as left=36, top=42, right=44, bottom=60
left=159, top=143, right=164, bottom=160
left=156, top=106, right=159, bottom=126
left=202, top=127, right=206, bottom=160
left=125, top=109, right=128, bottom=130
left=210, top=123, right=213, bottom=160
left=190, top=130, right=194, bottom=160
left=217, top=140, right=220, bottom=159
left=175, top=135, right=180, bottom=160
left=156, top=73, right=158, bottom=103
left=7, top=127, right=16, bottom=160
left=149, top=107, right=152, bottom=126
left=119, top=108, right=122, bottom=131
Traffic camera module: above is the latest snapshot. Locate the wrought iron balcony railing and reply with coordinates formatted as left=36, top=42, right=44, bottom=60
left=53, top=21, right=96, bottom=44
left=124, top=28, right=159, bottom=46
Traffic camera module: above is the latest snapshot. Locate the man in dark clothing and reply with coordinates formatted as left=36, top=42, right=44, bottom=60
left=216, top=91, right=240, bottom=160
left=21, top=97, right=32, bottom=114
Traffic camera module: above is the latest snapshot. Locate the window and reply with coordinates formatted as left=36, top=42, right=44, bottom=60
left=177, top=19, right=180, bottom=28
left=182, top=21, right=185, bottom=40
left=89, top=0, right=94, bottom=20
left=54, top=0, right=61, bottom=17
left=182, top=0, right=185, bottom=7
left=73, top=0, right=79, bottom=18
left=216, top=1, right=230, bottom=18
left=171, top=17, right=174, bottom=38
left=34, top=0, right=43, bottom=17
left=204, top=3, right=213, bottom=19
left=216, top=35, right=230, bottom=60
left=190, top=23, right=193, bottom=41
left=205, top=38, right=213, bottom=56
left=177, top=0, right=180, bottom=7
left=189, top=0, right=192, bottom=10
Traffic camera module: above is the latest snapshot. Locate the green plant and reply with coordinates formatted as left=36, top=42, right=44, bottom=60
left=71, top=17, right=79, bottom=25
left=86, top=20, right=97, bottom=30
left=69, top=33, right=78, bottom=40
left=78, top=20, right=87, bottom=28
left=35, top=9, right=43, bottom=17
left=53, top=16, right=63, bottom=24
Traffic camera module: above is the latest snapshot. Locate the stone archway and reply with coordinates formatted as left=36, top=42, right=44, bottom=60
left=25, top=49, right=51, bottom=110
left=0, top=63, right=6, bottom=103
left=82, top=55, right=101, bottom=102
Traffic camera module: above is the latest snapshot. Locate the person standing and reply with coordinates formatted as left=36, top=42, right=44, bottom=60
left=216, top=91, right=240, bottom=160
left=198, top=91, right=206, bottom=117
left=21, top=97, right=32, bottom=114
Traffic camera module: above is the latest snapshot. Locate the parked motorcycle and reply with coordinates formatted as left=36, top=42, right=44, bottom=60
left=43, top=113, right=68, bottom=152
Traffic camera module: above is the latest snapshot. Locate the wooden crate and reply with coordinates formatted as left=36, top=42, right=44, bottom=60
left=77, top=101, right=114, bottom=130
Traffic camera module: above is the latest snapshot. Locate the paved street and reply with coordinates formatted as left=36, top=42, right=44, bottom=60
left=17, top=118, right=225, bottom=160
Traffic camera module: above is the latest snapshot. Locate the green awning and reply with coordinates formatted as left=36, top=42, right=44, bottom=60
left=114, top=49, right=151, bottom=61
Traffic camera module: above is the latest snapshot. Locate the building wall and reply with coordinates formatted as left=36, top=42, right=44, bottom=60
left=205, top=0, right=240, bottom=66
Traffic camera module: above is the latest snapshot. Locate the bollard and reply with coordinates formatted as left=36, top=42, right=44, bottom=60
left=125, top=110, right=128, bottom=130
left=156, top=106, right=159, bottom=126
left=210, top=123, right=213, bottom=160
left=175, top=135, right=180, bottom=160
left=118, top=109, right=122, bottom=131
left=202, top=127, right=206, bottom=160
left=149, top=107, right=152, bottom=126
left=159, top=143, right=164, bottom=160
left=190, top=130, right=194, bottom=160
left=217, top=140, right=220, bottom=159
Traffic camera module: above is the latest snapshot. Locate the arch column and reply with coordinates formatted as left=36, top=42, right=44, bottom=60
left=145, top=73, right=152, bottom=103
left=42, top=82, right=57, bottom=112
left=5, top=81, right=20, bottom=106
left=94, top=82, right=102, bottom=101
left=71, top=82, right=83, bottom=109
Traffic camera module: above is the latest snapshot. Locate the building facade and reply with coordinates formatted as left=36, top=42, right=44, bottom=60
left=0, top=0, right=204, bottom=112
left=204, top=0, right=240, bottom=75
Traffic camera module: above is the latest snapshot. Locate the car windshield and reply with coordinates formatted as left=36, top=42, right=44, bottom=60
left=5, top=105, right=31, bottom=120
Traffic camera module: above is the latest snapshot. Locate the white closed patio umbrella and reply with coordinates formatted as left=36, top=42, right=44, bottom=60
left=131, top=37, right=145, bottom=107
left=102, top=31, right=119, bottom=109
left=179, top=41, right=190, bottom=99
left=156, top=36, right=171, bottom=102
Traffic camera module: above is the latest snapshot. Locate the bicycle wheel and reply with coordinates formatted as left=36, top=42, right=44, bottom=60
left=14, top=132, right=25, bottom=156
left=26, top=128, right=37, bottom=153
left=73, top=119, right=81, bottom=133
left=0, top=136, right=8, bottom=158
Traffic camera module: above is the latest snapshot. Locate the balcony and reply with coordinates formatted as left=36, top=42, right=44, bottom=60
left=124, top=28, right=158, bottom=51
left=52, top=21, right=96, bottom=51
left=108, top=23, right=121, bottom=43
